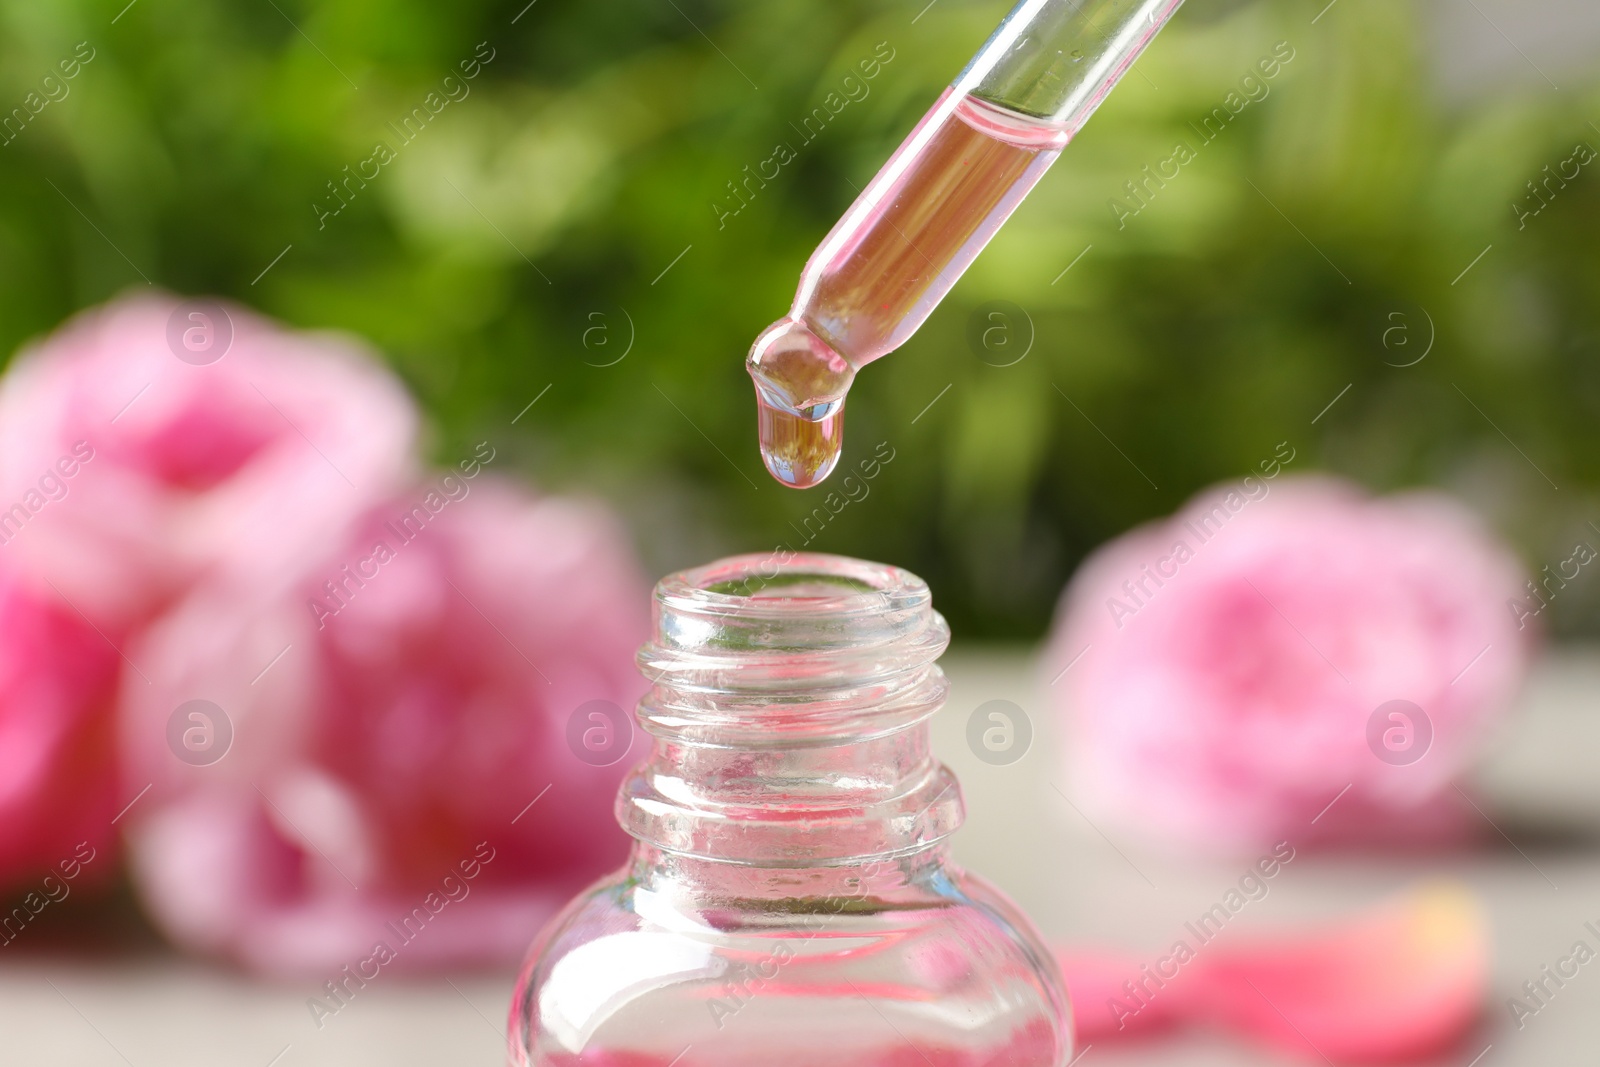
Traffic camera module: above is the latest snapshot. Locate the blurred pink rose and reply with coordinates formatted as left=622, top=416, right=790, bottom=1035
left=1047, top=475, right=1529, bottom=852
left=121, top=476, right=650, bottom=974
left=0, top=570, right=122, bottom=891
left=0, top=292, right=417, bottom=629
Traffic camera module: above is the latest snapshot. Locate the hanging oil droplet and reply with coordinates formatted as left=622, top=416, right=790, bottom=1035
left=1069, top=49, right=1084, bottom=62
left=747, top=317, right=854, bottom=490
left=755, top=397, right=845, bottom=489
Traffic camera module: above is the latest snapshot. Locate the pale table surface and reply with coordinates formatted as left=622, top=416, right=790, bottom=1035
left=4, top=648, right=1597, bottom=1066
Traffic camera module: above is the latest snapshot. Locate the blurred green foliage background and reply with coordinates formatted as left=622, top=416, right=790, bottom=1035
left=2, top=0, right=1597, bottom=638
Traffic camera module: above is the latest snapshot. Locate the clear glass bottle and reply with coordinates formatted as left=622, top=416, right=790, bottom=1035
left=509, top=553, right=1071, bottom=1066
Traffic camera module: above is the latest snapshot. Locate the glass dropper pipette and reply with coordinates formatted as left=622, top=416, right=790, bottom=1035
left=747, top=0, right=1186, bottom=488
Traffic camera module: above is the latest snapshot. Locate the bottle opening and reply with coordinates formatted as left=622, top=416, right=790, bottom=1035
left=661, top=552, right=920, bottom=618
left=642, top=552, right=947, bottom=694
left=702, top=571, right=877, bottom=599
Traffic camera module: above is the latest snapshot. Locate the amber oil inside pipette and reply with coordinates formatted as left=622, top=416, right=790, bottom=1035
left=750, top=90, right=1071, bottom=489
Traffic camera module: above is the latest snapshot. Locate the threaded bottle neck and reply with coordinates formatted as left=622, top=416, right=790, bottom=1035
left=617, top=553, right=962, bottom=867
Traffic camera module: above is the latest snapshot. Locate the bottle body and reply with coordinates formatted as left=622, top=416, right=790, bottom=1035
left=508, top=554, right=1071, bottom=1066
left=511, top=848, right=1068, bottom=1066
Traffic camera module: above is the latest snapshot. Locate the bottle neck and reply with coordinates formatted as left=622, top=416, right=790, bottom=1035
left=616, top=672, right=962, bottom=866
left=624, top=842, right=957, bottom=905
left=615, top=554, right=962, bottom=868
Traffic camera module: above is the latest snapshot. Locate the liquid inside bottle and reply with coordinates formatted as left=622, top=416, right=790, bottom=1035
left=750, top=90, right=1071, bottom=488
